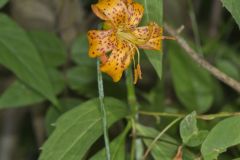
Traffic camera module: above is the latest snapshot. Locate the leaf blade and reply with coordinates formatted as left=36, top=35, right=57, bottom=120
left=39, top=97, right=128, bottom=160
left=0, top=14, right=58, bottom=105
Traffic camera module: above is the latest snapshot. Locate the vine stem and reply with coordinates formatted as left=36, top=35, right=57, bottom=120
left=164, top=23, right=240, bottom=93
left=97, top=60, right=111, bottom=160
left=142, top=117, right=182, bottom=159
left=139, top=111, right=240, bottom=120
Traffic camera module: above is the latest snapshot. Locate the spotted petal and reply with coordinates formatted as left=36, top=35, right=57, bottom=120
left=91, top=0, right=128, bottom=27
left=88, top=29, right=116, bottom=58
left=133, top=23, right=163, bottom=50
left=126, top=2, right=144, bottom=28
left=100, top=40, right=135, bottom=82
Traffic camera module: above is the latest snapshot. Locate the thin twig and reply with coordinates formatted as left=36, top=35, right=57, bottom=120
left=142, top=118, right=182, bottom=159
left=164, top=23, right=240, bottom=93
left=97, top=60, right=111, bottom=160
left=139, top=111, right=240, bottom=120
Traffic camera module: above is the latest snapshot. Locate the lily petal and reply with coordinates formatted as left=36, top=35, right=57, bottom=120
left=133, top=23, right=163, bottom=50
left=92, top=0, right=128, bottom=27
left=127, top=2, right=144, bottom=28
left=88, top=29, right=116, bottom=58
left=100, top=40, right=135, bottom=82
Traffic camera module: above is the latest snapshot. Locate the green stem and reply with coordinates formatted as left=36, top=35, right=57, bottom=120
left=139, top=111, right=240, bottom=120
left=125, top=69, right=139, bottom=160
left=143, top=117, right=182, bottom=159
left=97, top=60, right=111, bottom=160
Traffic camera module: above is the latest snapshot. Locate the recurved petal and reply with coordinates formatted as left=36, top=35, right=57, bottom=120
left=134, top=23, right=163, bottom=50
left=88, top=29, right=116, bottom=58
left=91, top=0, right=128, bottom=27
left=100, top=40, right=135, bottom=82
left=126, top=2, right=144, bottom=28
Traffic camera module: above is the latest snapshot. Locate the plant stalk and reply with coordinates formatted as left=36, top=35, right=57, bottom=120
left=97, top=60, right=111, bottom=160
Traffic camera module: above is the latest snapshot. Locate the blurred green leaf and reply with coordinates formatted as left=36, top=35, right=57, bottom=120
left=71, top=34, right=95, bottom=67
left=0, top=69, right=65, bottom=108
left=45, top=98, right=82, bottom=135
left=0, top=14, right=58, bottom=105
left=137, top=0, right=163, bottom=79
left=40, top=97, right=128, bottom=160
left=216, top=59, right=240, bottom=80
left=28, top=31, right=67, bottom=67
left=67, top=66, right=97, bottom=97
left=180, top=112, right=208, bottom=147
left=201, top=116, right=240, bottom=160
left=221, top=0, right=240, bottom=28
left=136, top=124, right=197, bottom=160
left=169, top=43, right=215, bottom=113
left=67, top=66, right=127, bottom=99
left=90, top=124, right=130, bottom=160
left=0, top=0, right=8, bottom=9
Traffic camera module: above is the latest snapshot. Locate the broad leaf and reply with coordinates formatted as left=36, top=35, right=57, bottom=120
left=28, top=31, right=67, bottom=67
left=137, top=0, right=163, bottom=79
left=221, top=0, right=240, bottom=28
left=201, top=116, right=240, bottom=160
left=45, top=98, right=82, bottom=135
left=39, top=97, right=128, bottom=160
left=90, top=124, right=131, bottom=160
left=0, top=69, right=65, bottom=108
left=0, top=0, right=8, bottom=9
left=0, top=14, right=58, bottom=105
left=169, top=43, right=214, bottom=113
left=180, top=112, right=208, bottom=147
left=136, top=124, right=197, bottom=160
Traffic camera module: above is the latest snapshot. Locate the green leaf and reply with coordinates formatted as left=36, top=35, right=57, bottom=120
left=137, top=0, right=163, bottom=79
left=0, top=69, right=65, bottom=108
left=201, top=116, right=240, bottom=160
left=0, top=0, right=8, bottom=9
left=169, top=43, right=214, bottom=113
left=136, top=124, right=197, bottom=160
left=216, top=59, right=240, bottom=80
left=221, top=0, right=240, bottom=28
left=67, top=66, right=98, bottom=97
left=28, top=31, right=67, bottom=67
left=39, top=97, right=128, bottom=160
left=71, top=34, right=95, bottom=67
left=180, top=112, right=208, bottom=147
left=0, top=14, right=58, bottom=105
left=90, top=124, right=131, bottom=160
left=45, top=98, right=82, bottom=135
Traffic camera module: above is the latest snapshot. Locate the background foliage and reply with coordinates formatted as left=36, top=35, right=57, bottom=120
left=0, top=0, right=240, bottom=160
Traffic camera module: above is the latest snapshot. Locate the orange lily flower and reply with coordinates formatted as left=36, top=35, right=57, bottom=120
left=88, top=0, right=167, bottom=83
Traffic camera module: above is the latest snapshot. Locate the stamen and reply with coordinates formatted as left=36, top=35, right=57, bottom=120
left=137, top=64, right=142, bottom=79
left=134, top=68, right=138, bottom=84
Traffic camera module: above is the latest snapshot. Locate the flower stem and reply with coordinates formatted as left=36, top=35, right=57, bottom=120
left=125, top=69, right=140, bottom=160
left=97, top=59, right=111, bottom=160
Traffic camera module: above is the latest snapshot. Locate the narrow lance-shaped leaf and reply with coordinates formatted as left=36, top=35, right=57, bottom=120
left=221, top=0, right=240, bottom=28
left=137, top=0, right=163, bottom=79
left=0, top=69, right=65, bottom=109
left=0, top=14, right=58, bottom=105
left=0, top=0, right=8, bottom=9
left=90, top=123, right=131, bottom=160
